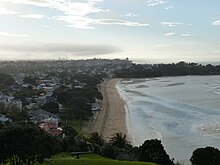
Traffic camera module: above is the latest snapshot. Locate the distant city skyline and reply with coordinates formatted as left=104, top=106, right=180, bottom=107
left=0, top=0, right=220, bottom=63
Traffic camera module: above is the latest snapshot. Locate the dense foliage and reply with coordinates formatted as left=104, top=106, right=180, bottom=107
left=109, top=132, right=131, bottom=149
left=41, top=102, right=59, bottom=113
left=190, top=146, right=220, bottom=165
left=138, top=139, right=174, bottom=165
left=0, top=123, right=60, bottom=165
left=86, top=132, right=174, bottom=165
left=0, top=73, right=15, bottom=90
left=115, top=62, right=220, bottom=78
left=54, top=75, right=103, bottom=121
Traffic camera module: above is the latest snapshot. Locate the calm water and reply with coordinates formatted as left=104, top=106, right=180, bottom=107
left=116, top=76, right=220, bottom=163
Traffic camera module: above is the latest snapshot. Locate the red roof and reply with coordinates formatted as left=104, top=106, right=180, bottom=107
left=48, top=129, right=62, bottom=136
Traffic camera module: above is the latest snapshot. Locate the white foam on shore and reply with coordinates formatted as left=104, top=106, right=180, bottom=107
left=116, top=76, right=220, bottom=163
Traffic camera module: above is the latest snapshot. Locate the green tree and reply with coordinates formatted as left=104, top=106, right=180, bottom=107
left=109, top=132, right=130, bottom=149
left=41, top=102, right=59, bottom=113
left=0, top=123, right=60, bottom=165
left=190, top=146, right=220, bottom=165
left=138, top=139, right=174, bottom=165
left=0, top=73, right=15, bottom=85
left=102, top=144, right=118, bottom=159
left=23, top=76, right=37, bottom=85
left=63, top=126, right=78, bottom=137
left=0, top=102, right=5, bottom=112
left=88, top=132, right=104, bottom=146
left=7, top=108, right=29, bottom=122
left=62, top=126, right=79, bottom=152
left=88, top=132, right=104, bottom=154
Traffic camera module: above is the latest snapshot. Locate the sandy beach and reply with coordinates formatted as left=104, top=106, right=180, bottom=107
left=89, top=78, right=128, bottom=141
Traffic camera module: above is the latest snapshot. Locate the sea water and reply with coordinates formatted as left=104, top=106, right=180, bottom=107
left=116, top=76, right=220, bottom=163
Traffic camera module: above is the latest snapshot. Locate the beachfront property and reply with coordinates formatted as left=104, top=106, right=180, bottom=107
left=91, top=103, right=101, bottom=111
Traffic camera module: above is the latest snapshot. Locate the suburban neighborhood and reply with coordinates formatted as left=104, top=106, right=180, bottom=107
left=0, top=59, right=132, bottom=137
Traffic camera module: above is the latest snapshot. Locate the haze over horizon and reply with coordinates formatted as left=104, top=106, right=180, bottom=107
left=0, top=0, right=220, bottom=63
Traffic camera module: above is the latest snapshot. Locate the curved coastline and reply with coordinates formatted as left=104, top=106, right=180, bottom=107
left=90, top=78, right=129, bottom=141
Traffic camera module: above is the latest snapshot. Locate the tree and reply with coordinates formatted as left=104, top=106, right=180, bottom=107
left=63, top=126, right=78, bottom=137
left=88, top=132, right=104, bottom=146
left=0, top=73, right=15, bottom=86
left=102, top=144, right=118, bottom=159
left=109, top=132, right=130, bottom=149
left=190, top=146, right=220, bottom=165
left=42, top=102, right=59, bottom=113
left=0, top=102, right=5, bottom=112
left=23, top=76, right=37, bottom=85
left=7, top=108, right=29, bottom=122
left=62, top=126, right=81, bottom=152
left=0, top=123, right=59, bottom=165
left=88, top=132, right=104, bottom=154
left=138, top=139, right=174, bottom=165
left=3, top=77, right=15, bottom=86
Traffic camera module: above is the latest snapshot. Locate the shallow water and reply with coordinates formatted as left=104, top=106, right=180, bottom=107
left=116, top=76, right=220, bottom=163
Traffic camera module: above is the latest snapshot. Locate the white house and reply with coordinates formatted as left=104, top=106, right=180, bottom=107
left=0, top=114, right=10, bottom=123
left=9, top=99, right=22, bottom=110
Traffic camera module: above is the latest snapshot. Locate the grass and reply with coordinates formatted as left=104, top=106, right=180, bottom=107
left=42, top=154, right=158, bottom=165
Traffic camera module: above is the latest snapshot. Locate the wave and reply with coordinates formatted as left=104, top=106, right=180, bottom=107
left=116, top=76, right=220, bottom=162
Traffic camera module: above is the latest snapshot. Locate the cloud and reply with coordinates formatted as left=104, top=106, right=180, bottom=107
left=51, top=0, right=108, bottom=16
left=181, top=33, right=194, bottom=37
left=164, top=32, right=175, bottom=36
left=54, top=15, right=94, bottom=29
left=212, top=20, right=220, bottom=25
left=164, top=5, right=174, bottom=10
left=4, top=0, right=107, bottom=15
left=160, top=22, right=184, bottom=27
left=125, top=13, right=138, bottom=17
left=0, top=6, right=16, bottom=15
left=3, top=0, right=51, bottom=7
left=4, top=0, right=148, bottom=29
left=53, top=1, right=147, bottom=28
left=147, top=0, right=167, bottom=6
left=0, top=43, right=121, bottom=56
left=95, top=19, right=149, bottom=27
left=0, top=32, right=30, bottom=37
left=20, top=14, right=46, bottom=19
left=55, top=16, right=149, bottom=29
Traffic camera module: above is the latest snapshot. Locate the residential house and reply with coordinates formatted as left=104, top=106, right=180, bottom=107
left=91, top=103, right=101, bottom=111
left=9, top=99, right=22, bottom=110
left=36, top=96, right=47, bottom=106
left=31, top=109, right=63, bottom=139
left=0, top=114, right=10, bottom=123
left=25, top=103, right=39, bottom=110
left=29, top=109, right=60, bottom=124
left=0, top=94, right=15, bottom=108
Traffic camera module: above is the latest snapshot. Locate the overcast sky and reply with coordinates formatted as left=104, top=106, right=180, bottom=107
left=0, top=0, right=220, bottom=63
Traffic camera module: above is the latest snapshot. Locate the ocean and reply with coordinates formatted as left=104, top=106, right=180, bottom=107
left=116, top=75, right=220, bottom=163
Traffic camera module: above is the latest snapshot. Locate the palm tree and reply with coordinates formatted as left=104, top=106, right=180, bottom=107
left=88, top=132, right=104, bottom=146
left=88, top=132, right=104, bottom=154
left=109, top=132, right=130, bottom=149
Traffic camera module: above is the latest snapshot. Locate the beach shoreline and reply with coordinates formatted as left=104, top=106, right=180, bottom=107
left=89, top=78, right=129, bottom=141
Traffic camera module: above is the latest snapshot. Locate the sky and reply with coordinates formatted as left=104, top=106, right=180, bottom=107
left=0, top=0, right=220, bottom=63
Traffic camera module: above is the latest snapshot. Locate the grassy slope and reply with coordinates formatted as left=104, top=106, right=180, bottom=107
left=42, top=154, right=158, bottom=165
